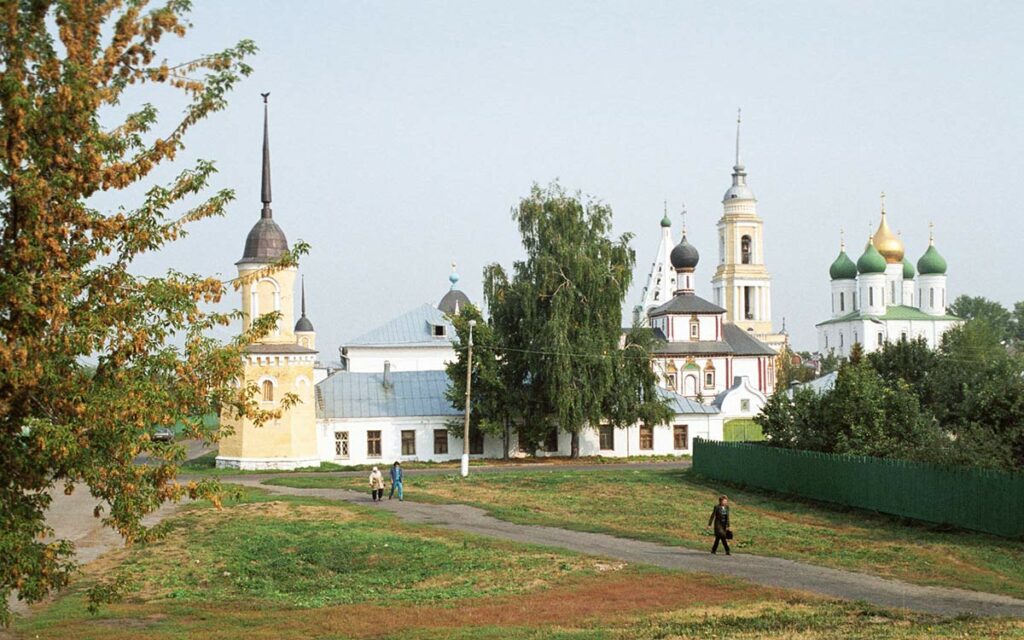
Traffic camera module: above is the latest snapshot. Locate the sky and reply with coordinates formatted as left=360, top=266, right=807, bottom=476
left=117, top=0, right=1024, bottom=356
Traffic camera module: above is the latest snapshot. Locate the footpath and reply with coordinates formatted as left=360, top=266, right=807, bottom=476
left=236, top=477, right=1024, bottom=619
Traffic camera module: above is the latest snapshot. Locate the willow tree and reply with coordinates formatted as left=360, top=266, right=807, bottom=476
left=0, top=1, right=295, bottom=623
left=485, top=182, right=668, bottom=456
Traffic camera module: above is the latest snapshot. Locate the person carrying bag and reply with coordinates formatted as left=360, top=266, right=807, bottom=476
left=708, top=495, right=732, bottom=555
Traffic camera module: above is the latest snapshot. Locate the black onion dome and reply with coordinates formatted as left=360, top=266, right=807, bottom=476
left=238, top=215, right=289, bottom=264
left=670, top=235, right=700, bottom=270
left=294, top=315, right=314, bottom=332
left=438, top=289, right=471, bottom=315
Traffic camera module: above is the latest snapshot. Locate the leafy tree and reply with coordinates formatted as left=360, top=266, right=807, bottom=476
left=867, top=336, right=937, bottom=400
left=444, top=303, right=511, bottom=457
left=949, top=295, right=1014, bottom=342
left=928, top=321, right=1024, bottom=470
left=0, top=1, right=290, bottom=623
left=483, top=182, right=668, bottom=457
left=776, top=346, right=816, bottom=388
left=759, top=353, right=947, bottom=463
left=602, top=327, right=674, bottom=430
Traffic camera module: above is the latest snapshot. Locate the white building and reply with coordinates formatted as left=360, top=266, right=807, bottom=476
left=816, top=202, right=960, bottom=357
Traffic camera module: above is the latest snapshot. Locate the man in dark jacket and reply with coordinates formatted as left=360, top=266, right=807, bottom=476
left=708, top=495, right=731, bottom=555
left=389, top=461, right=404, bottom=501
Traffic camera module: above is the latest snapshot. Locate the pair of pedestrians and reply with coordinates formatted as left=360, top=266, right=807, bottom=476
left=369, top=461, right=404, bottom=502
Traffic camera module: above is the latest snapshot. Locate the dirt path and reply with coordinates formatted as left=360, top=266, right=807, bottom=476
left=236, top=478, right=1024, bottom=618
left=5, top=440, right=214, bottom=621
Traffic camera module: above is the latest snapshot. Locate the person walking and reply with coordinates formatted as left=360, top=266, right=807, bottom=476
left=369, top=466, right=385, bottom=502
left=388, top=461, right=404, bottom=501
left=708, top=495, right=731, bottom=555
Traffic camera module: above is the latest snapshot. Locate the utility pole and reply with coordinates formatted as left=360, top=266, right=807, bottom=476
left=461, top=319, right=476, bottom=478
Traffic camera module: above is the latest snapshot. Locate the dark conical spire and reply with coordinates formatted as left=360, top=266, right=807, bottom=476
left=261, top=92, right=272, bottom=217
left=295, top=275, right=315, bottom=332
left=239, top=93, right=289, bottom=264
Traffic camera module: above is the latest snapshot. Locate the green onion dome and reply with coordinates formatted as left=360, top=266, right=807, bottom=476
left=857, top=241, right=887, bottom=274
left=661, top=212, right=672, bottom=227
left=902, top=257, right=915, bottom=279
left=829, top=250, right=857, bottom=280
left=917, top=244, right=947, bottom=275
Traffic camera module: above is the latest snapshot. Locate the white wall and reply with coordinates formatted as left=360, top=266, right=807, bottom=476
left=343, top=345, right=455, bottom=373
left=314, top=413, right=724, bottom=467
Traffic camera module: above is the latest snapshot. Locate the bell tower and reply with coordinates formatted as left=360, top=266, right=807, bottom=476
left=710, top=110, right=786, bottom=351
left=217, top=94, right=319, bottom=470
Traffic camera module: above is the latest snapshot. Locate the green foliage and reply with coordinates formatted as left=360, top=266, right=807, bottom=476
left=0, top=2, right=294, bottom=624
left=949, top=295, right=1015, bottom=343
left=758, top=354, right=947, bottom=463
left=479, top=182, right=669, bottom=456
left=764, top=318, right=1024, bottom=472
left=444, top=303, right=510, bottom=452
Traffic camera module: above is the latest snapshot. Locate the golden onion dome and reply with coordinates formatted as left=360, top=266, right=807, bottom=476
left=872, top=211, right=904, bottom=264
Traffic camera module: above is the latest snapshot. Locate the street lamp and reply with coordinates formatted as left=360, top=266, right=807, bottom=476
left=461, top=319, right=476, bottom=478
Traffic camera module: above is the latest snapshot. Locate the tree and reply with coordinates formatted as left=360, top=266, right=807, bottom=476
left=0, top=1, right=287, bottom=623
left=928, top=320, right=1024, bottom=470
left=444, top=304, right=511, bottom=457
left=758, top=353, right=947, bottom=463
left=949, top=295, right=1014, bottom=343
left=867, top=336, right=937, bottom=400
left=483, top=182, right=667, bottom=457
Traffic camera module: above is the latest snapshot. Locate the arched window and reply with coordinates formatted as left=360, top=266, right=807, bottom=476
left=839, top=292, right=845, bottom=312
left=261, top=380, right=274, bottom=402
left=741, top=235, right=752, bottom=264
left=684, top=375, right=698, bottom=396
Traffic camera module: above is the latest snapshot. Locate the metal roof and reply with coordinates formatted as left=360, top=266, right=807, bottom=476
left=648, top=293, right=726, bottom=316
left=316, top=369, right=462, bottom=419
left=648, top=324, right=774, bottom=357
left=346, top=303, right=455, bottom=347
left=656, top=386, right=720, bottom=415
left=438, top=289, right=471, bottom=316
left=816, top=305, right=960, bottom=327
left=651, top=340, right=733, bottom=356
left=721, top=324, right=777, bottom=356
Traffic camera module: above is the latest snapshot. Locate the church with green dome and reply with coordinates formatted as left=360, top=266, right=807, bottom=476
left=816, top=198, right=960, bottom=358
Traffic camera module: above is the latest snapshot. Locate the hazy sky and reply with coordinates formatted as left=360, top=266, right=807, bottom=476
left=121, top=0, right=1023, bottom=355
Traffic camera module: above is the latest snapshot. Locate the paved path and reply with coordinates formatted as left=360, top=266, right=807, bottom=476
left=237, top=477, right=1024, bottom=619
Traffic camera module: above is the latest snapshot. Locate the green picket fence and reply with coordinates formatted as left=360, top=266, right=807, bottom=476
left=692, top=439, right=1024, bottom=538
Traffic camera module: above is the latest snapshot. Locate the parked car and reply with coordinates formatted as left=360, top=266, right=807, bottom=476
left=152, top=426, right=175, bottom=442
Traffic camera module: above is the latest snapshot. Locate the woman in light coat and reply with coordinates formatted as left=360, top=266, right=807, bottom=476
left=369, top=466, right=385, bottom=502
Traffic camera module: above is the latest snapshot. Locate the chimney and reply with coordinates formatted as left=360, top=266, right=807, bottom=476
left=383, top=360, right=392, bottom=389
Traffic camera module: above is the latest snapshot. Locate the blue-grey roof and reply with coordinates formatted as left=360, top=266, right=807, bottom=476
left=656, top=386, right=720, bottom=415
left=316, top=369, right=462, bottom=419
left=786, top=371, right=838, bottom=398
left=346, top=303, right=455, bottom=347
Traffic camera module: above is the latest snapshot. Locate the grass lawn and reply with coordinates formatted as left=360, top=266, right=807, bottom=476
left=11, top=485, right=1022, bottom=639
left=264, top=468, right=1024, bottom=600
left=179, top=451, right=690, bottom=476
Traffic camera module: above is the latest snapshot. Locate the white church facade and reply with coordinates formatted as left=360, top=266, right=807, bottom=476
left=816, top=199, right=960, bottom=357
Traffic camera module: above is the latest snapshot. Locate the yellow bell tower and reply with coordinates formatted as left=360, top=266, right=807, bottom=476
left=711, top=110, right=787, bottom=351
left=216, top=95, right=319, bottom=470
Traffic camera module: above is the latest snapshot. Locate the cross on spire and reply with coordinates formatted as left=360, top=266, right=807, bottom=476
left=680, top=203, right=688, bottom=236
left=880, top=190, right=886, bottom=214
